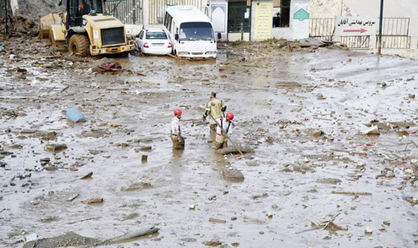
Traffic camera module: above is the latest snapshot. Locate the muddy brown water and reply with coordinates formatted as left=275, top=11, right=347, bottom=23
left=0, top=40, right=417, bottom=247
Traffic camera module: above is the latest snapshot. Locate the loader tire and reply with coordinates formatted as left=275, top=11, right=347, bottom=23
left=69, top=34, right=89, bottom=56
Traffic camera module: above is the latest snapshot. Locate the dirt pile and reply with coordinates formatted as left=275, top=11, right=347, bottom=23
left=16, top=0, right=63, bottom=21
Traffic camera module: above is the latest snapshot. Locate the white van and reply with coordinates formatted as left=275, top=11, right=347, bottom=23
left=164, top=6, right=221, bottom=59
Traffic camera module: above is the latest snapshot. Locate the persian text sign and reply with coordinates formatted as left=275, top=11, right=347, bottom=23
left=253, top=2, right=272, bottom=40
left=336, top=17, right=377, bottom=36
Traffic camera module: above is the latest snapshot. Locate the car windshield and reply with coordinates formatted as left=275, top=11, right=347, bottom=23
left=146, top=31, right=168, bottom=40
left=179, top=22, right=214, bottom=41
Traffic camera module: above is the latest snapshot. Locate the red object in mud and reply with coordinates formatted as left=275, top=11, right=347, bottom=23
left=226, top=112, right=234, bottom=121
left=174, top=109, right=182, bottom=116
left=92, top=62, right=122, bottom=73
left=366, top=142, right=373, bottom=146
left=301, top=117, right=309, bottom=121
left=70, top=168, right=78, bottom=172
left=409, top=131, right=416, bottom=134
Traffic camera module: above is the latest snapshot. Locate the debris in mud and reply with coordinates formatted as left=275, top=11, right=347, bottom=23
left=40, top=216, right=59, bottom=223
left=203, top=240, right=222, bottom=246
left=297, top=213, right=347, bottom=234
left=331, top=191, right=372, bottom=196
left=362, top=126, right=380, bottom=136
left=80, top=172, right=93, bottom=179
left=80, top=128, right=109, bottom=138
left=24, top=233, right=39, bottom=242
left=316, top=178, right=342, bottom=184
left=216, top=145, right=253, bottom=155
left=123, top=213, right=139, bottom=220
left=67, top=194, right=79, bottom=202
left=66, top=107, right=86, bottom=123
left=23, top=232, right=99, bottom=248
left=92, top=61, right=122, bottom=73
left=141, top=155, right=148, bottom=163
left=246, top=160, right=258, bottom=167
left=22, top=227, right=159, bottom=248
left=209, top=218, right=226, bottom=223
left=81, top=197, right=103, bottom=204
left=100, top=226, right=159, bottom=244
left=251, top=193, right=268, bottom=200
left=121, top=182, right=152, bottom=192
left=38, top=131, right=57, bottom=141
left=402, top=196, right=417, bottom=206
left=221, top=166, right=244, bottom=182
left=304, top=128, right=324, bottom=138
left=364, top=227, right=373, bottom=235
left=40, top=158, right=50, bottom=166
left=138, top=146, right=153, bottom=152
left=276, top=81, right=301, bottom=88
left=44, top=166, right=57, bottom=171
left=44, top=144, right=67, bottom=153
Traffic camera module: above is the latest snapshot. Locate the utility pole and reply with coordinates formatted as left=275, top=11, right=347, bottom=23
left=377, top=0, right=384, bottom=55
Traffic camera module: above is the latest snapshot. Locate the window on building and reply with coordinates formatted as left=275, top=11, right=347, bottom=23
left=273, top=0, right=290, bottom=28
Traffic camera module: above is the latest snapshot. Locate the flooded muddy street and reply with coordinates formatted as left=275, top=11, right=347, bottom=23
left=0, top=39, right=417, bottom=247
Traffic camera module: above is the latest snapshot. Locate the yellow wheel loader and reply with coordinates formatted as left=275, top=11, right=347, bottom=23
left=40, top=0, right=134, bottom=56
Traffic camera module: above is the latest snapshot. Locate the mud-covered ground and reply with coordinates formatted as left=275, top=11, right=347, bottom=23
left=0, top=36, right=417, bottom=248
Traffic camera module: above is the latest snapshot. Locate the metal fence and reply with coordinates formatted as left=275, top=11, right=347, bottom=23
left=104, top=0, right=143, bottom=24
left=310, top=17, right=412, bottom=49
left=341, top=35, right=370, bottom=49
left=309, top=18, right=335, bottom=41
left=378, top=17, right=410, bottom=49
left=148, top=0, right=206, bottom=24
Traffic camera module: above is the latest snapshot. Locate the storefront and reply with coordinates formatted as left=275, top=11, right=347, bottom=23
left=208, top=0, right=310, bottom=41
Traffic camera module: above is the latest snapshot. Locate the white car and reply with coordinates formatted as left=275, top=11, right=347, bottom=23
left=135, top=28, right=172, bottom=55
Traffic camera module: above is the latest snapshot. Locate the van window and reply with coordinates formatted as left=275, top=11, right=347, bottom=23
left=179, top=22, right=214, bottom=41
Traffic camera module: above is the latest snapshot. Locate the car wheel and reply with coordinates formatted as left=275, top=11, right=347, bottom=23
left=68, top=34, right=89, bottom=56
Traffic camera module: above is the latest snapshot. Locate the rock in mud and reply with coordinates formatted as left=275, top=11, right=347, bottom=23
left=121, top=182, right=152, bottom=191
left=23, top=232, right=99, bottom=248
left=82, top=198, right=103, bottom=204
left=203, top=240, right=223, bottom=246
left=141, top=155, right=148, bottom=163
left=221, top=167, right=244, bottom=182
left=209, top=218, right=226, bottom=223
left=44, top=144, right=67, bottom=153
left=304, top=128, right=324, bottom=138
left=246, top=160, right=258, bottom=167
left=40, top=157, right=50, bottom=166
left=80, top=172, right=93, bottom=179
left=316, top=178, right=342, bottom=184
left=81, top=129, right=109, bottom=138
left=123, top=213, right=139, bottom=220
left=40, top=216, right=58, bottom=223
left=38, top=131, right=57, bottom=140
left=216, top=145, right=253, bottom=155
left=139, top=146, right=153, bottom=151
left=44, top=166, right=57, bottom=171
left=276, top=81, right=302, bottom=88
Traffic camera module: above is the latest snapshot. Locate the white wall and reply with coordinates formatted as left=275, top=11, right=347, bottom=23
left=344, top=0, right=418, bottom=36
